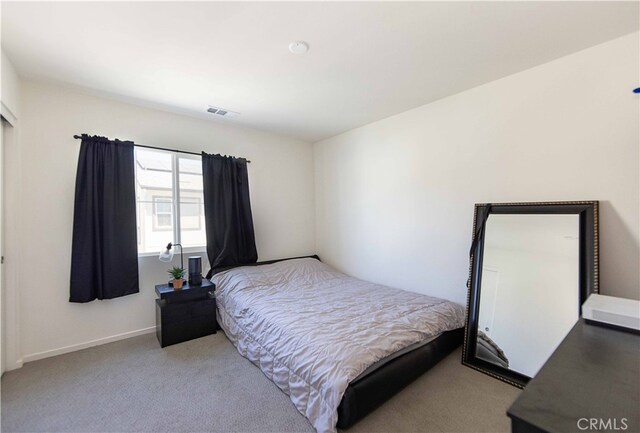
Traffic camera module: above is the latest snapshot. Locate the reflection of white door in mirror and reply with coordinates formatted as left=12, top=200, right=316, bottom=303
left=478, top=267, right=499, bottom=335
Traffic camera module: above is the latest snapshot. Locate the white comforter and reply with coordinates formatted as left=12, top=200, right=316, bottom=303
left=213, top=258, right=465, bottom=433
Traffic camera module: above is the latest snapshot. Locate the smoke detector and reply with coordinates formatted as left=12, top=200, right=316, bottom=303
left=207, top=106, right=240, bottom=118
left=288, top=41, right=309, bottom=54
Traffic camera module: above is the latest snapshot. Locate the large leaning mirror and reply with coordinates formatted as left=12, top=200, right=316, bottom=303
left=462, top=201, right=599, bottom=388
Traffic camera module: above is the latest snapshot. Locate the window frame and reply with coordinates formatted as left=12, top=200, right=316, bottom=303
left=135, top=148, right=207, bottom=256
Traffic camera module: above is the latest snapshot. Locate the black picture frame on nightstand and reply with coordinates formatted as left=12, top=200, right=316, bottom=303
left=155, top=279, right=217, bottom=348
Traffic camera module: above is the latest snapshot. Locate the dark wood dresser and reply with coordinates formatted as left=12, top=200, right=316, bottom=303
left=507, top=319, right=640, bottom=433
left=155, top=279, right=217, bottom=348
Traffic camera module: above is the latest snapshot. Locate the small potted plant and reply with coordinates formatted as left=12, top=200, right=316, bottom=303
left=168, top=266, right=186, bottom=290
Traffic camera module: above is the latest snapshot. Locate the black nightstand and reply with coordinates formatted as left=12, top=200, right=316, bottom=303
left=155, top=279, right=217, bottom=348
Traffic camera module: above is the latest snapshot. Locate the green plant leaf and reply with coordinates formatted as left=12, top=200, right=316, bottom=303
left=167, top=266, right=185, bottom=279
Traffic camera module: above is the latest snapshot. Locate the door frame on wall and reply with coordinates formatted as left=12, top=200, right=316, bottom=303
left=1, top=113, right=23, bottom=373
left=1, top=116, right=4, bottom=374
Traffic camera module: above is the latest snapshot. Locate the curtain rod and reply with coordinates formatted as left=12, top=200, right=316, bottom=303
left=72, top=135, right=251, bottom=163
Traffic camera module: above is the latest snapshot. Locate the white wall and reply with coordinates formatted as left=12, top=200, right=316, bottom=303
left=8, top=80, right=315, bottom=363
left=314, top=33, right=640, bottom=305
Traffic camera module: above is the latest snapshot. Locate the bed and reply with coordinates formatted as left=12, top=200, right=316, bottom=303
left=212, top=256, right=465, bottom=433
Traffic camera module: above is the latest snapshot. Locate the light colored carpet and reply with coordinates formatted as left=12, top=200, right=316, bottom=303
left=1, top=332, right=519, bottom=433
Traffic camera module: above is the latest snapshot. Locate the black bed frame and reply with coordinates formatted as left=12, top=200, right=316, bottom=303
left=213, top=256, right=463, bottom=429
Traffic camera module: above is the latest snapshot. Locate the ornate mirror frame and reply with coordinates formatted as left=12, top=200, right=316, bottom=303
left=462, top=201, right=599, bottom=388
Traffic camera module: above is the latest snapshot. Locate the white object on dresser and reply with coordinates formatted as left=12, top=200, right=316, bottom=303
left=582, top=294, right=640, bottom=332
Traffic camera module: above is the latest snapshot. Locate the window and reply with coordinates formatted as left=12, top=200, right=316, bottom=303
left=152, top=197, right=173, bottom=230
left=180, top=197, right=203, bottom=230
left=135, top=148, right=206, bottom=254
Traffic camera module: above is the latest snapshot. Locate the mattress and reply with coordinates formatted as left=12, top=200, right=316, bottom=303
left=212, top=258, right=465, bottom=433
left=352, top=333, right=440, bottom=382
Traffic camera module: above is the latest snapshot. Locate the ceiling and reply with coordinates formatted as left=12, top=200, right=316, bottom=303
left=2, top=2, right=638, bottom=142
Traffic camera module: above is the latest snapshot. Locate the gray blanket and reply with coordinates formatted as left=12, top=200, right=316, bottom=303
left=213, top=258, right=465, bottom=433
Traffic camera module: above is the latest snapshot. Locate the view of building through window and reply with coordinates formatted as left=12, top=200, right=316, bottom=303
left=134, top=148, right=206, bottom=254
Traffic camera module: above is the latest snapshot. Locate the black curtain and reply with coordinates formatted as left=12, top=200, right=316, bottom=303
left=202, top=152, right=258, bottom=277
left=70, top=134, right=139, bottom=302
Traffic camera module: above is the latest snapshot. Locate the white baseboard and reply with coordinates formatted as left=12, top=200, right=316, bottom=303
left=22, top=326, right=156, bottom=364
left=3, top=358, right=23, bottom=372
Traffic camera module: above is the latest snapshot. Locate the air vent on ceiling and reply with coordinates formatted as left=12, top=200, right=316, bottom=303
left=207, top=106, right=240, bottom=118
